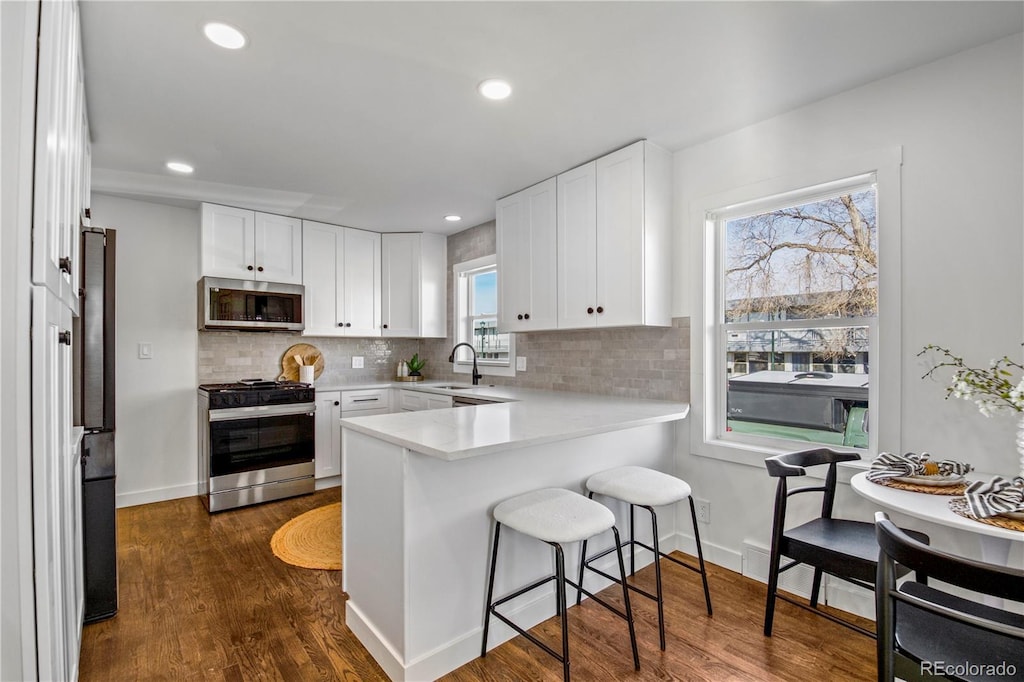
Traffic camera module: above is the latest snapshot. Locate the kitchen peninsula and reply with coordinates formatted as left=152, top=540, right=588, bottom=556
left=340, top=386, right=689, bottom=681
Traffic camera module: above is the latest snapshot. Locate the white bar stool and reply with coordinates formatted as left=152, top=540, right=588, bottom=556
left=481, top=487, right=640, bottom=681
left=578, top=466, right=713, bottom=650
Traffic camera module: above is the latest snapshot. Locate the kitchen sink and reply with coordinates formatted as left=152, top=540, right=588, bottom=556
left=431, top=384, right=473, bottom=390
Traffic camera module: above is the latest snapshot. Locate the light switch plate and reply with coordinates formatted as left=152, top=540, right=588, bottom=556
left=516, top=356, right=527, bottom=371
left=138, top=342, right=153, bottom=360
left=352, top=356, right=364, bottom=369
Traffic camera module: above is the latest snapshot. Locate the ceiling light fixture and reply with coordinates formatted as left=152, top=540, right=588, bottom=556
left=166, top=161, right=195, bottom=174
left=444, top=215, right=462, bottom=222
left=477, top=79, right=512, bottom=101
left=203, top=22, right=247, bottom=50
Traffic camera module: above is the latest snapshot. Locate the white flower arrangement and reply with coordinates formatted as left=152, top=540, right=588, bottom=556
left=919, top=344, right=1024, bottom=417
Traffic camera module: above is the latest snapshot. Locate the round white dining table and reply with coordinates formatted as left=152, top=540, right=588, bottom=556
left=850, top=471, right=1023, bottom=567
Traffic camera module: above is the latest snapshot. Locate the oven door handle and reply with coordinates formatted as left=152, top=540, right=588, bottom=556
left=209, top=402, right=317, bottom=422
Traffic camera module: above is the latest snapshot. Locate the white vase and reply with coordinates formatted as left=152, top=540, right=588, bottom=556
left=1018, top=414, right=1024, bottom=479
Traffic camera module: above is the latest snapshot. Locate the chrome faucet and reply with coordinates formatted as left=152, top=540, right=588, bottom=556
left=448, top=343, right=482, bottom=385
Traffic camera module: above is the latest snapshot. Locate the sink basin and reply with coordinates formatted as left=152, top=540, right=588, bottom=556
left=432, top=384, right=473, bottom=390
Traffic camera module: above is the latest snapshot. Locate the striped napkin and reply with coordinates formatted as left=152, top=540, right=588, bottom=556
left=867, top=451, right=974, bottom=482
left=964, top=476, right=1024, bottom=519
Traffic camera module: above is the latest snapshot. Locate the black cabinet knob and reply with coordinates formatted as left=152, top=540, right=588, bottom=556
left=257, top=266, right=264, bottom=272
left=334, top=401, right=340, bottom=406
left=517, top=314, right=523, bottom=320
left=247, top=265, right=254, bottom=271
left=524, top=313, right=530, bottom=320
left=58, top=330, right=72, bottom=346
left=596, top=306, right=604, bottom=314
left=345, top=322, right=352, bottom=327
left=338, top=322, right=345, bottom=327
left=383, top=324, right=388, bottom=329
left=59, top=257, right=72, bottom=275
left=587, top=307, right=594, bottom=315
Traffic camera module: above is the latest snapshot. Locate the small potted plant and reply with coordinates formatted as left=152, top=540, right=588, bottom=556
left=406, top=353, right=427, bottom=379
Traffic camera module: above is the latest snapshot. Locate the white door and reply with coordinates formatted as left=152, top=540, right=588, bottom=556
left=254, top=213, right=303, bottom=284
left=497, top=177, right=557, bottom=332
left=201, top=204, right=255, bottom=279
left=556, top=162, right=597, bottom=329
left=342, top=228, right=381, bottom=336
left=596, top=142, right=645, bottom=327
left=301, top=221, right=343, bottom=336
left=381, top=234, right=421, bottom=337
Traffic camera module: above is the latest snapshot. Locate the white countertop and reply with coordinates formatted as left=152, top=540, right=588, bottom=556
left=339, top=384, right=689, bottom=460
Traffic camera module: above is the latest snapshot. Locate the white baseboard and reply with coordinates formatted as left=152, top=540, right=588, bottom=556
left=116, top=482, right=198, bottom=508
left=674, top=530, right=743, bottom=574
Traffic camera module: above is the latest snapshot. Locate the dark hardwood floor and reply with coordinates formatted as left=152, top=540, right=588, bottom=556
left=79, top=488, right=875, bottom=681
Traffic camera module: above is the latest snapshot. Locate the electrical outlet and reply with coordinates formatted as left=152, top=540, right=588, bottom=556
left=352, top=356, right=364, bottom=369
left=694, top=499, right=711, bottom=524
left=138, top=342, right=153, bottom=359
left=516, top=356, right=527, bottom=371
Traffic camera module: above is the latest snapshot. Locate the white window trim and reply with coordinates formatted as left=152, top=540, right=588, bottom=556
left=453, top=254, right=516, bottom=378
left=689, top=147, right=903, bottom=470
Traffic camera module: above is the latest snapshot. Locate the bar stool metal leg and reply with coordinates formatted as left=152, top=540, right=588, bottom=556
left=647, top=505, right=666, bottom=650
left=612, top=526, right=641, bottom=670
left=688, top=497, right=713, bottom=616
left=554, top=544, right=570, bottom=681
left=481, top=521, right=502, bottom=657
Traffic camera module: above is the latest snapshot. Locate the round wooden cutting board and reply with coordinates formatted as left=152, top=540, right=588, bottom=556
left=280, top=343, right=324, bottom=381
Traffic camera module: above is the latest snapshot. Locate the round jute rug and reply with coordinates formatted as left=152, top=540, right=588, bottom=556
left=270, top=502, right=342, bottom=570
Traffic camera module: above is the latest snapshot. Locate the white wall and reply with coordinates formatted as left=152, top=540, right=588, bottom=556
left=90, top=195, right=200, bottom=507
left=674, top=34, right=1023, bottom=576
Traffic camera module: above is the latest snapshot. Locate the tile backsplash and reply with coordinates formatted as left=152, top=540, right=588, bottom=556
left=197, top=332, right=421, bottom=386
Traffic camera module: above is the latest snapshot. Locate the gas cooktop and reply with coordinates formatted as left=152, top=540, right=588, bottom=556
left=199, top=379, right=308, bottom=392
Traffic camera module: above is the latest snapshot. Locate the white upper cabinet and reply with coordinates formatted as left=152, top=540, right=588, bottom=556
left=496, top=177, right=558, bottom=332
left=302, top=221, right=381, bottom=337
left=556, top=140, right=671, bottom=329
left=200, top=203, right=302, bottom=284
left=381, top=233, right=446, bottom=338
left=32, top=0, right=88, bottom=312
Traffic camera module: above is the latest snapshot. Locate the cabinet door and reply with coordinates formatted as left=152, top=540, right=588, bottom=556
left=255, top=213, right=303, bottom=284
left=31, top=287, right=75, bottom=681
left=302, top=221, right=344, bottom=336
left=32, top=0, right=82, bottom=310
left=342, top=228, right=381, bottom=336
left=315, top=392, right=342, bottom=479
left=201, top=204, right=256, bottom=279
left=381, top=234, right=421, bottom=337
left=425, top=395, right=453, bottom=410
left=497, top=178, right=557, bottom=332
left=398, top=390, right=427, bottom=411
left=556, top=162, right=598, bottom=329
left=595, top=142, right=645, bottom=327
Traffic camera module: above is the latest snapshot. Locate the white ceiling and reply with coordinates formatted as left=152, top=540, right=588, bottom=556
left=80, top=1, right=1023, bottom=234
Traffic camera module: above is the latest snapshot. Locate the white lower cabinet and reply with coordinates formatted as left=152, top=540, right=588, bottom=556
left=315, top=392, right=342, bottom=480
left=398, top=389, right=452, bottom=411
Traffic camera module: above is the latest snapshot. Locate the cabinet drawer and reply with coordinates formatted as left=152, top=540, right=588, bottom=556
left=342, top=406, right=390, bottom=418
left=341, top=389, right=391, bottom=412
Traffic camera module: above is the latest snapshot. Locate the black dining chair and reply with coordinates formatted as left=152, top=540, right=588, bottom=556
left=875, top=512, right=1024, bottom=682
left=763, top=447, right=929, bottom=637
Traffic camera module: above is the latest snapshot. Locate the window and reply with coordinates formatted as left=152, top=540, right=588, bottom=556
left=714, top=175, right=877, bottom=450
left=453, top=255, right=515, bottom=377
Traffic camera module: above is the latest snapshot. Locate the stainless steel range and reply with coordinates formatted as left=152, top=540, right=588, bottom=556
left=198, top=380, right=316, bottom=512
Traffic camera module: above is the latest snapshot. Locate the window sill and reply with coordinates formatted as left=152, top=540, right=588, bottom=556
left=693, top=436, right=870, bottom=483
left=454, top=363, right=515, bottom=378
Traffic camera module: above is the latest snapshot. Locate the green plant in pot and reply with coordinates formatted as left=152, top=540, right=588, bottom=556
left=406, top=353, right=427, bottom=377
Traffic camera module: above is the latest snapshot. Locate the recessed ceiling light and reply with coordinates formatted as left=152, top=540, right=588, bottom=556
left=203, top=22, right=247, bottom=50
left=477, top=79, right=512, bottom=101
left=444, top=215, right=462, bottom=222
left=166, top=161, right=194, bottom=174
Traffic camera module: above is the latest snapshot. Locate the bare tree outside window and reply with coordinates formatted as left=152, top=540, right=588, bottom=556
left=726, top=190, right=877, bottom=319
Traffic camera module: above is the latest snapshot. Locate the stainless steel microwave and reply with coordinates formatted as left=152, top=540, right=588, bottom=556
left=198, top=277, right=305, bottom=331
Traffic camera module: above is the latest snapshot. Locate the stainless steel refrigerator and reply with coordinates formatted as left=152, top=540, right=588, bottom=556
left=75, top=227, right=118, bottom=623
